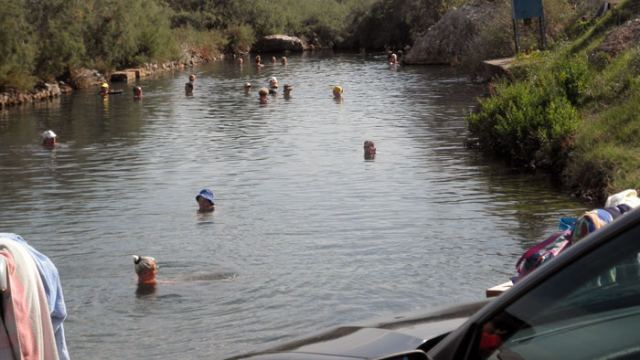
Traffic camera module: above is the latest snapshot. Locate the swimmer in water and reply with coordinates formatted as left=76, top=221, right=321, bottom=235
left=185, top=81, right=194, bottom=96
left=389, top=53, right=398, bottom=65
left=271, top=56, right=277, bottom=64
left=41, top=130, right=57, bottom=147
left=332, top=85, right=344, bottom=99
left=283, top=84, right=292, bottom=99
left=259, top=87, right=269, bottom=104
left=196, top=188, right=215, bottom=212
left=255, top=55, right=264, bottom=67
left=99, top=82, right=109, bottom=96
left=281, top=56, right=288, bottom=65
left=244, top=82, right=252, bottom=94
left=268, top=76, right=279, bottom=95
left=132, top=86, right=143, bottom=100
left=133, top=255, right=158, bottom=296
left=364, top=140, right=376, bottom=160
left=269, top=76, right=279, bottom=89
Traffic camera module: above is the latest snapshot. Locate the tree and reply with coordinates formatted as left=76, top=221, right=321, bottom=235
left=0, top=0, right=36, bottom=89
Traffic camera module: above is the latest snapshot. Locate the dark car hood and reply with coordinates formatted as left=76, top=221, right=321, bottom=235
left=226, top=301, right=489, bottom=360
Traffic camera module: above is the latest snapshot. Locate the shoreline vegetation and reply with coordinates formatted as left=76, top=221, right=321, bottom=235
left=1, top=0, right=638, bottom=202
left=467, top=0, right=640, bottom=204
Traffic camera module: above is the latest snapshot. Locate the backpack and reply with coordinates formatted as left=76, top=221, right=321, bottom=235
left=514, top=229, right=572, bottom=283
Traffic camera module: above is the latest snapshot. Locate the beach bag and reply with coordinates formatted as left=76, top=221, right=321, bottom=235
left=570, top=207, right=629, bottom=244
left=514, top=229, right=572, bottom=282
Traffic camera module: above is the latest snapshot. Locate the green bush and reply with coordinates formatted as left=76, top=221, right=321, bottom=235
left=0, top=0, right=36, bottom=90
left=224, top=24, right=255, bottom=54
left=27, top=0, right=87, bottom=80
left=172, top=26, right=225, bottom=61
left=468, top=79, right=580, bottom=169
left=555, top=55, right=589, bottom=105
left=88, top=0, right=176, bottom=68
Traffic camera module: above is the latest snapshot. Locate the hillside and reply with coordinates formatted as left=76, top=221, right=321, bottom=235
left=467, top=0, right=640, bottom=202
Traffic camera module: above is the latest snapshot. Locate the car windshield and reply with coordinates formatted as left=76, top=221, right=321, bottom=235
left=479, top=217, right=640, bottom=360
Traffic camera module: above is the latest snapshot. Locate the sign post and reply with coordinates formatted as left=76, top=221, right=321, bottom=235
left=511, top=0, right=546, bottom=52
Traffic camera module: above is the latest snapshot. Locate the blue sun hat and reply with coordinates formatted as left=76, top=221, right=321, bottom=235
left=196, top=189, right=215, bottom=204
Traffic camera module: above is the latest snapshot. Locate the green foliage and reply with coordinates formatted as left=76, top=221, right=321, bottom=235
left=165, top=0, right=374, bottom=49
left=586, top=48, right=640, bottom=103
left=225, top=24, right=255, bottom=54
left=468, top=75, right=580, bottom=169
left=172, top=26, right=226, bottom=61
left=88, top=0, right=176, bottom=69
left=565, top=86, right=640, bottom=200
left=0, top=0, right=36, bottom=90
left=555, top=56, right=589, bottom=105
left=344, top=0, right=443, bottom=50
left=27, top=0, right=87, bottom=80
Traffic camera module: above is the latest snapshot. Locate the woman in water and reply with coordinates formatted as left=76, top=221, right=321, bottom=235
left=259, top=88, right=269, bottom=104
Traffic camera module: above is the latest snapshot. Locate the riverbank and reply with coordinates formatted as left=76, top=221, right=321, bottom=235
left=0, top=51, right=223, bottom=110
left=467, top=0, right=640, bottom=203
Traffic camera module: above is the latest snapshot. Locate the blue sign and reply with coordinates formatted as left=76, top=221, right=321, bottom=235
left=512, top=0, right=544, bottom=20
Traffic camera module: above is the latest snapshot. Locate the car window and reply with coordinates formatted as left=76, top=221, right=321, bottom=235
left=477, top=222, right=640, bottom=360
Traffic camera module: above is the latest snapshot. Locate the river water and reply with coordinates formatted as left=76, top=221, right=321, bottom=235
left=0, top=52, right=587, bottom=359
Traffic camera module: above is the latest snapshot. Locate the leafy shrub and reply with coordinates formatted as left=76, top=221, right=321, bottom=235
left=88, top=0, right=176, bottom=68
left=0, top=0, right=36, bottom=90
left=555, top=55, right=589, bottom=105
left=468, top=79, right=580, bottom=169
left=225, top=24, right=255, bottom=54
left=172, top=27, right=225, bottom=61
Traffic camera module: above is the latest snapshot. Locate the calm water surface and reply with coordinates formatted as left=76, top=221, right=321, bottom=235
left=0, top=53, right=588, bottom=359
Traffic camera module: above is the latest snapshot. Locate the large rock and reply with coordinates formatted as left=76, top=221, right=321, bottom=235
left=253, top=35, right=308, bottom=53
left=404, top=1, right=501, bottom=65
left=69, top=68, right=106, bottom=89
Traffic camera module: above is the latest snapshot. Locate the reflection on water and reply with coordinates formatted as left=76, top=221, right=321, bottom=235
left=0, top=52, right=588, bottom=359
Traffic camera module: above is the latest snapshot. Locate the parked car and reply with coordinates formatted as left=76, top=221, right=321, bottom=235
left=228, top=207, right=640, bottom=360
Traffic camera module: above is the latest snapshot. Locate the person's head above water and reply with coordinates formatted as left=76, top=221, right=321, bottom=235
left=132, top=86, right=143, bottom=99
left=283, top=84, right=292, bottom=96
left=364, top=140, right=376, bottom=160
left=99, top=82, right=109, bottom=95
left=185, top=81, right=194, bottom=95
left=269, top=76, right=278, bottom=89
left=133, top=255, right=158, bottom=286
left=41, top=130, right=57, bottom=147
left=244, top=82, right=252, bottom=91
left=332, top=85, right=343, bottom=98
left=258, top=87, right=269, bottom=103
left=189, top=74, right=196, bottom=82
left=196, top=188, right=215, bottom=212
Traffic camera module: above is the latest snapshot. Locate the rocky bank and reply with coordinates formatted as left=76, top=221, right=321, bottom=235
left=0, top=47, right=223, bottom=109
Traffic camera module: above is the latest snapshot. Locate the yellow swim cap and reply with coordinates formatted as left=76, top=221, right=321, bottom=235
left=101, top=83, right=109, bottom=88
left=333, top=86, right=343, bottom=95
